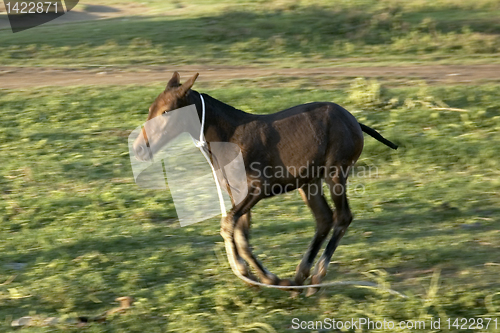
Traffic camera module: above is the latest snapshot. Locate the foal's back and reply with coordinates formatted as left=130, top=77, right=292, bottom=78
left=234, top=102, right=364, bottom=171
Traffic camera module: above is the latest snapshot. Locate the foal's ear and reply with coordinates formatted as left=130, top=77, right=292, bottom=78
left=178, top=73, right=199, bottom=96
left=166, top=72, right=181, bottom=89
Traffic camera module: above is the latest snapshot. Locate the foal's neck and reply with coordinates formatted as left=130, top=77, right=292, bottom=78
left=188, top=90, right=254, bottom=142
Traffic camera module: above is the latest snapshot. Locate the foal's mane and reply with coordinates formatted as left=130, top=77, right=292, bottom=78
left=188, top=91, right=255, bottom=141
left=197, top=91, right=247, bottom=116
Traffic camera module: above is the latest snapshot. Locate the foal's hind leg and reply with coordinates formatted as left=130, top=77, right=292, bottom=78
left=307, top=175, right=353, bottom=296
left=295, top=183, right=334, bottom=287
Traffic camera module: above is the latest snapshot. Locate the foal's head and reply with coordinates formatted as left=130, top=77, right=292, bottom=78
left=133, top=72, right=199, bottom=161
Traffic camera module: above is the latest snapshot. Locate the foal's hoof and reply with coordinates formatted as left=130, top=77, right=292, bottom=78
left=290, top=290, right=302, bottom=298
left=292, top=278, right=306, bottom=297
left=274, top=279, right=301, bottom=297
left=305, top=287, right=319, bottom=297
left=305, top=275, right=322, bottom=297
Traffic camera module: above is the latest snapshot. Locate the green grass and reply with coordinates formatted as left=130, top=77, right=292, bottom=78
left=0, top=81, right=499, bottom=332
left=1, top=0, right=500, bottom=68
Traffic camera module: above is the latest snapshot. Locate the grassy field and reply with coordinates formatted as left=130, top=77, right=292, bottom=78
left=0, top=80, right=499, bottom=332
left=1, top=0, right=500, bottom=67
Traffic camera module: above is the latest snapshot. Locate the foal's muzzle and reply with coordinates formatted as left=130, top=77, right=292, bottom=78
left=133, top=137, right=151, bottom=162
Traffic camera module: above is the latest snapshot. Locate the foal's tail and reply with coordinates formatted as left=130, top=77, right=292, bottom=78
left=359, top=123, right=398, bottom=150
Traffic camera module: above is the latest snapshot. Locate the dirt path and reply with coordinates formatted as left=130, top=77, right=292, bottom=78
left=1, top=64, right=500, bottom=89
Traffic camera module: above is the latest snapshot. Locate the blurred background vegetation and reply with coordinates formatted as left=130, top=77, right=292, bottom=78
left=1, top=0, right=500, bottom=67
left=0, top=0, right=499, bottom=332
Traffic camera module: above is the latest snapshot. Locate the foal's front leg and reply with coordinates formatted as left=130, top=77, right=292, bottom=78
left=233, top=212, right=297, bottom=286
left=222, top=188, right=295, bottom=287
left=220, top=211, right=252, bottom=279
left=220, top=191, right=263, bottom=282
left=233, top=212, right=283, bottom=285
